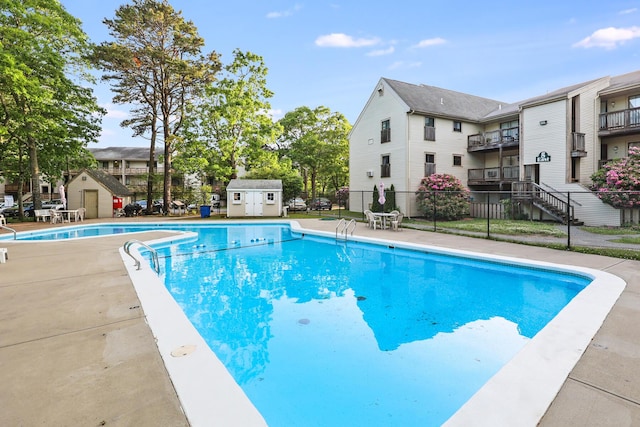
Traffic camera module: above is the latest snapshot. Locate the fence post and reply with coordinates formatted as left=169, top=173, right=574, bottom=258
left=432, top=191, right=437, bottom=231
left=566, top=191, right=571, bottom=249
left=486, top=194, right=490, bottom=238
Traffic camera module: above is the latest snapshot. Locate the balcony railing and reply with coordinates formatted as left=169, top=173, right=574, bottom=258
left=599, top=107, right=640, bottom=134
left=424, top=162, right=436, bottom=176
left=467, top=127, right=519, bottom=151
left=424, top=126, right=435, bottom=141
left=381, top=128, right=391, bottom=143
left=571, top=132, right=587, bottom=157
left=99, top=167, right=155, bottom=175
left=468, top=166, right=519, bottom=183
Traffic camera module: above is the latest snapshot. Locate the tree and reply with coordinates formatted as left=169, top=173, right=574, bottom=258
left=590, top=146, right=640, bottom=208
left=244, top=154, right=303, bottom=202
left=180, top=49, right=280, bottom=185
left=93, top=0, right=220, bottom=213
left=416, top=173, right=469, bottom=220
left=0, top=0, right=103, bottom=216
left=277, top=106, right=350, bottom=201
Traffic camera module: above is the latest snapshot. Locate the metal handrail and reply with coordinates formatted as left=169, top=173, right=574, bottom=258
left=335, top=218, right=345, bottom=240
left=335, top=218, right=356, bottom=240
left=0, top=225, right=17, bottom=240
left=124, top=239, right=160, bottom=274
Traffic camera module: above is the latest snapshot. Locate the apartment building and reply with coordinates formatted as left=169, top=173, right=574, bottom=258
left=349, top=71, right=640, bottom=226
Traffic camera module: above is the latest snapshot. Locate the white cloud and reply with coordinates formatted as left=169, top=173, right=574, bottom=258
left=619, top=8, right=637, bottom=15
left=388, top=61, right=422, bottom=70
left=315, top=33, right=380, bottom=48
left=413, top=37, right=446, bottom=48
left=102, top=103, right=129, bottom=119
left=573, top=26, right=640, bottom=49
left=266, top=4, right=302, bottom=19
left=367, top=46, right=395, bottom=57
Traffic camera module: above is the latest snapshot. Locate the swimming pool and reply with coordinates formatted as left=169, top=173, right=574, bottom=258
left=3, top=221, right=625, bottom=425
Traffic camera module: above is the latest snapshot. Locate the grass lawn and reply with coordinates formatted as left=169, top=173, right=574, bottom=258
left=406, top=218, right=567, bottom=237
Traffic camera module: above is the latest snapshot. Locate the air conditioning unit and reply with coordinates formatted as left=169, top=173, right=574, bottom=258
left=366, top=170, right=374, bottom=177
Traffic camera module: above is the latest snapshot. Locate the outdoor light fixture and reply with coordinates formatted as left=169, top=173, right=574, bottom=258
left=539, top=120, right=548, bottom=126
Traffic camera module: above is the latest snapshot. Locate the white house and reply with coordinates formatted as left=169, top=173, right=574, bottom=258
left=349, top=71, right=640, bottom=226
left=226, top=179, right=283, bottom=217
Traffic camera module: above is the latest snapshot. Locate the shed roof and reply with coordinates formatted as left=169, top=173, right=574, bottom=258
left=74, top=169, right=133, bottom=196
left=226, top=179, right=283, bottom=190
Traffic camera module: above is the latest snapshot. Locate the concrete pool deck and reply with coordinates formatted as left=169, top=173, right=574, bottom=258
left=1, top=216, right=639, bottom=426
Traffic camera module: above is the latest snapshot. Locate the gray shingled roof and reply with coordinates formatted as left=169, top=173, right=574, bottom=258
left=82, top=169, right=133, bottom=196
left=599, top=69, right=640, bottom=95
left=226, top=179, right=282, bottom=190
left=383, top=78, right=505, bottom=121
left=89, top=147, right=163, bottom=160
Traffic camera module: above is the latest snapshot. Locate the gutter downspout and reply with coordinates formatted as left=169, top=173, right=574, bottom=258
left=407, top=109, right=415, bottom=218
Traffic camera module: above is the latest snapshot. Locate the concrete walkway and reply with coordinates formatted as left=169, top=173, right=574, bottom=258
left=1, top=217, right=639, bottom=426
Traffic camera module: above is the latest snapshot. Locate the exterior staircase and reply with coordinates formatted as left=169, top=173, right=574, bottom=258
left=512, top=182, right=584, bottom=225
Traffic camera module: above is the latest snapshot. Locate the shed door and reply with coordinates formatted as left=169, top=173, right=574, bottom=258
left=245, top=191, right=263, bottom=216
left=84, top=190, right=99, bottom=219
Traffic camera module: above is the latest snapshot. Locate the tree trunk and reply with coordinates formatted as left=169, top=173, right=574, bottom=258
left=146, top=117, right=158, bottom=214
left=28, top=135, right=42, bottom=212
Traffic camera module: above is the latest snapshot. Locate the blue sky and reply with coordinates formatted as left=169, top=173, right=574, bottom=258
left=61, top=0, right=640, bottom=147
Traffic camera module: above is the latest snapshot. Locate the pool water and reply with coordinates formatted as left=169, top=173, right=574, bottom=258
left=150, top=225, right=590, bottom=427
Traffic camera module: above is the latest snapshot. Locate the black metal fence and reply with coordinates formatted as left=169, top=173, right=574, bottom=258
left=302, top=189, right=640, bottom=251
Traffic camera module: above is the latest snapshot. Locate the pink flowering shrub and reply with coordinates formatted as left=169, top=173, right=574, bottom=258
left=590, top=146, right=640, bottom=208
left=415, top=173, right=469, bottom=220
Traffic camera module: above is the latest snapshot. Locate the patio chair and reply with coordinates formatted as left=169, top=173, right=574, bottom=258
left=77, top=207, right=86, bottom=221
left=364, top=210, right=382, bottom=230
left=50, top=209, right=63, bottom=224
left=391, top=212, right=404, bottom=231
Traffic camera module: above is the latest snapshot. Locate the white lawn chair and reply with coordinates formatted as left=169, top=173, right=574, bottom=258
left=50, top=209, right=63, bottom=224
left=364, top=210, right=382, bottom=230
left=391, top=212, right=404, bottom=231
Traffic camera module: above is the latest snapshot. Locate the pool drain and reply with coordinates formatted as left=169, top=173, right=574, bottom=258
left=171, top=344, right=197, bottom=357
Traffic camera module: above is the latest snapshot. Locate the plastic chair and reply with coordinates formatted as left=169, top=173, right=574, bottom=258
left=391, top=212, right=404, bottom=231
left=50, top=209, right=63, bottom=224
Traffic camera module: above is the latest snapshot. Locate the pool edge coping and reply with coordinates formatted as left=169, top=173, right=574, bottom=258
left=120, top=220, right=626, bottom=426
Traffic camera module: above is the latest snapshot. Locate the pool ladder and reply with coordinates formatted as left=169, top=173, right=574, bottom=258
left=335, top=218, right=356, bottom=241
left=0, top=225, right=17, bottom=240
left=124, top=239, right=160, bottom=274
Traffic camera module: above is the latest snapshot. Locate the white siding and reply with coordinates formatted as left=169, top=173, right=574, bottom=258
left=522, top=100, right=568, bottom=188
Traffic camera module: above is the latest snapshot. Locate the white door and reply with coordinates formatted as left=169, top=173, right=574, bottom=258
left=245, top=191, right=263, bottom=216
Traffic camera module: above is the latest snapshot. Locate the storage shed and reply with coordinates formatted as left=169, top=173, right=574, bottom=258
left=67, top=169, right=133, bottom=219
left=226, top=179, right=283, bottom=217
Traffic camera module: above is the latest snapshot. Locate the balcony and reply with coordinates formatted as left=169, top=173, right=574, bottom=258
left=571, top=132, right=587, bottom=157
left=467, top=166, right=519, bottom=185
left=381, top=128, right=391, bottom=143
left=599, top=107, right=640, bottom=136
left=467, top=128, right=519, bottom=152
left=99, top=167, right=154, bottom=176
left=424, top=126, right=435, bottom=141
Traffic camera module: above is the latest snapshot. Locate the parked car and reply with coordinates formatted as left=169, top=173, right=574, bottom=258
left=42, top=199, right=65, bottom=210
left=3, top=202, right=34, bottom=218
left=309, top=197, right=333, bottom=210
left=287, top=197, right=307, bottom=211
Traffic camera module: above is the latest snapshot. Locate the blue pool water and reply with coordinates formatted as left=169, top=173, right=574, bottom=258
left=5, top=223, right=592, bottom=425
left=151, top=224, right=589, bottom=426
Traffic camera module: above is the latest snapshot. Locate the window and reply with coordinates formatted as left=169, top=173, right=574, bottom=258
left=629, top=95, right=640, bottom=109
left=424, top=117, right=435, bottom=141
left=500, top=120, right=519, bottom=140
left=425, top=153, right=436, bottom=176
left=381, top=155, right=391, bottom=177
left=101, top=161, right=108, bottom=169
left=453, top=121, right=462, bottom=132
left=266, top=192, right=275, bottom=204
left=381, top=119, right=391, bottom=143
left=232, top=192, right=242, bottom=204
left=453, top=155, right=462, bottom=166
